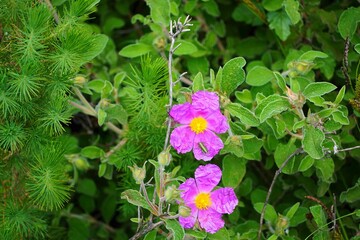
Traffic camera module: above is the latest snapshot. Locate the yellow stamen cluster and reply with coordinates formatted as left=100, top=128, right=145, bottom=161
left=190, top=117, right=208, bottom=134
left=194, top=192, right=212, bottom=210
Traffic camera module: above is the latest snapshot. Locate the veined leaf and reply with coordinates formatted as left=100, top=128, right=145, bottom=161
left=226, top=103, right=259, bottom=126
left=302, top=82, right=336, bottom=99
left=164, top=219, right=185, bottom=240
left=246, top=66, right=274, bottom=86
left=119, top=43, right=154, bottom=58
left=302, top=126, right=325, bottom=159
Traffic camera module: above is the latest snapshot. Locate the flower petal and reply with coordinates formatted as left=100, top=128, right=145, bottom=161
left=205, top=110, right=229, bottom=134
left=193, top=130, right=224, bottom=161
left=179, top=178, right=198, bottom=204
left=211, top=187, right=238, bottom=214
left=179, top=203, right=198, bottom=229
left=198, top=208, right=224, bottom=234
left=170, top=126, right=195, bottom=154
left=170, top=103, right=194, bottom=124
left=194, top=164, right=221, bottom=192
left=192, top=91, right=219, bottom=112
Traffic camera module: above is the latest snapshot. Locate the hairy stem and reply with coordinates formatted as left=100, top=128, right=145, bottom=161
left=258, top=148, right=303, bottom=240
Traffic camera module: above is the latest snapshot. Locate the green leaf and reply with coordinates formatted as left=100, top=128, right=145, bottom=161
left=355, top=43, right=360, bottom=54
left=145, top=0, right=170, bottom=25
left=254, top=203, right=277, bottom=224
left=87, top=79, right=105, bottom=93
left=97, top=108, right=107, bottom=126
left=302, top=82, right=336, bottom=99
left=81, top=146, right=105, bottom=159
left=119, top=43, right=154, bottom=58
left=144, top=230, right=157, bottom=240
left=283, top=0, right=301, bottom=24
left=222, top=155, right=246, bottom=188
left=208, top=227, right=230, bottom=240
left=103, top=17, right=125, bottom=35
left=121, top=189, right=154, bottom=213
left=332, top=110, right=349, bottom=125
left=246, top=66, right=274, bottom=86
left=314, top=158, right=334, bottom=182
left=268, top=11, right=292, bottom=41
left=340, top=179, right=360, bottom=203
left=98, top=163, right=107, bottom=177
left=84, top=34, right=109, bottom=63
left=235, top=89, right=253, bottom=104
left=164, top=219, right=185, bottom=240
left=255, top=95, right=290, bottom=123
left=100, top=194, right=117, bottom=223
left=338, top=7, right=360, bottom=40
left=298, top=155, right=315, bottom=172
left=302, top=126, right=325, bottom=159
left=226, top=103, right=259, bottom=127
left=274, top=72, right=287, bottom=92
left=173, top=40, right=198, bottom=55
left=310, top=205, right=331, bottom=239
left=268, top=235, right=278, bottom=240
left=192, top=72, right=204, bottom=92
left=114, top=72, right=126, bottom=89
left=220, top=57, right=246, bottom=96
left=334, top=86, right=346, bottom=105
left=186, top=229, right=207, bottom=238
left=203, top=0, right=220, bottom=17
left=263, top=0, right=283, bottom=11
left=77, top=178, right=97, bottom=197
left=274, top=142, right=298, bottom=174
left=221, top=136, right=244, bottom=158
left=285, top=202, right=300, bottom=219
left=106, top=105, right=128, bottom=125
left=298, top=50, right=328, bottom=62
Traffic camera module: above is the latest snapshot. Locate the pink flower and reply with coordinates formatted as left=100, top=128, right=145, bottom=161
left=169, top=91, right=229, bottom=161
left=178, top=164, right=238, bottom=234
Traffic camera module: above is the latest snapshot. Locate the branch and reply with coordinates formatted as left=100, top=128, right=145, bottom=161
left=258, top=148, right=304, bottom=240
left=130, top=221, right=164, bottom=240
left=42, top=0, right=60, bottom=24
left=71, top=87, right=123, bottom=136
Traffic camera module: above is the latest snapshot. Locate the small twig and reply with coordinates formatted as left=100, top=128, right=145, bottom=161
left=105, top=138, right=127, bottom=158
left=130, top=221, right=164, bottom=240
left=258, top=148, right=303, bottom=240
left=140, top=181, right=158, bottom=215
left=163, top=16, right=192, bottom=151
left=336, top=145, right=360, bottom=153
left=305, top=195, right=333, bottom=219
left=43, top=0, right=60, bottom=24
left=62, top=212, right=116, bottom=233
left=71, top=87, right=123, bottom=136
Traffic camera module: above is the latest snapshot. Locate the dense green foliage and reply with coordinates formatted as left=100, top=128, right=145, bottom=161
left=1, top=0, right=360, bottom=239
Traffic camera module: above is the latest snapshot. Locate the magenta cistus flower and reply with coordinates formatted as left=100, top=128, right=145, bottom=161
left=178, top=164, right=238, bottom=234
left=169, top=91, right=229, bottom=161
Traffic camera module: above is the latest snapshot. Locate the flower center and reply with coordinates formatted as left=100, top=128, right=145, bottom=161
left=194, top=192, right=212, bottom=210
left=189, top=117, right=208, bottom=134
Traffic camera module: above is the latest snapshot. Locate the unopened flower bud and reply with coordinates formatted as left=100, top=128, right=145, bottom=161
left=158, top=150, right=172, bottom=167
left=74, top=76, right=87, bottom=85
left=99, top=99, right=111, bottom=108
left=275, top=214, right=289, bottom=236
left=165, top=185, right=180, bottom=202
left=74, top=157, right=90, bottom=171
left=128, top=163, right=146, bottom=184
left=179, top=205, right=191, bottom=217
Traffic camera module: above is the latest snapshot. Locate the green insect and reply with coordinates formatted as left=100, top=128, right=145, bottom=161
left=198, top=142, right=208, bottom=153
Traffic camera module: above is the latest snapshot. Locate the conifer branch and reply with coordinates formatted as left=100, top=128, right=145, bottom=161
left=258, top=148, right=304, bottom=240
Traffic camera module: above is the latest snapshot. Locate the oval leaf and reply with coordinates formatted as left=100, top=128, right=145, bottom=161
left=220, top=57, right=246, bottom=96
left=246, top=66, right=274, bottom=86
left=302, top=125, right=325, bottom=159
left=119, top=43, right=153, bottom=58
left=302, top=82, right=336, bottom=99
left=226, top=103, right=259, bottom=126
left=222, top=154, right=246, bottom=188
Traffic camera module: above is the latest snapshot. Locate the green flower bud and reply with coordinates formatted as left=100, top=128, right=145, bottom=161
left=158, top=150, right=172, bottom=167
left=165, top=185, right=180, bottom=202
left=74, top=157, right=90, bottom=171
left=275, top=214, right=289, bottom=236
left=179, top=205, right=191, bottom=217
left=128, top=163, right=146, bottom=184
left=74, top=76, right=87, bottom=85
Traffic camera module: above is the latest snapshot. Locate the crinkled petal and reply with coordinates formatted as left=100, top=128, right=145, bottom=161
left=193, top=130, right=224, bottom=161
left=198, top=208, right=224, bottom=234
left=169, top=103, right=194, bottom=124
left=194, top=164, right=221, bottom=192
left=170, top=126, right=195, bottom=154
left=211, top=187, right=238, bottom=214
left=192, top=91, right=219, bottom=112
left=179, top=178, right=198, bottom=204
left=205, top=110, right=229, bottom=134
left=179, top=203, right=198, bottom=229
